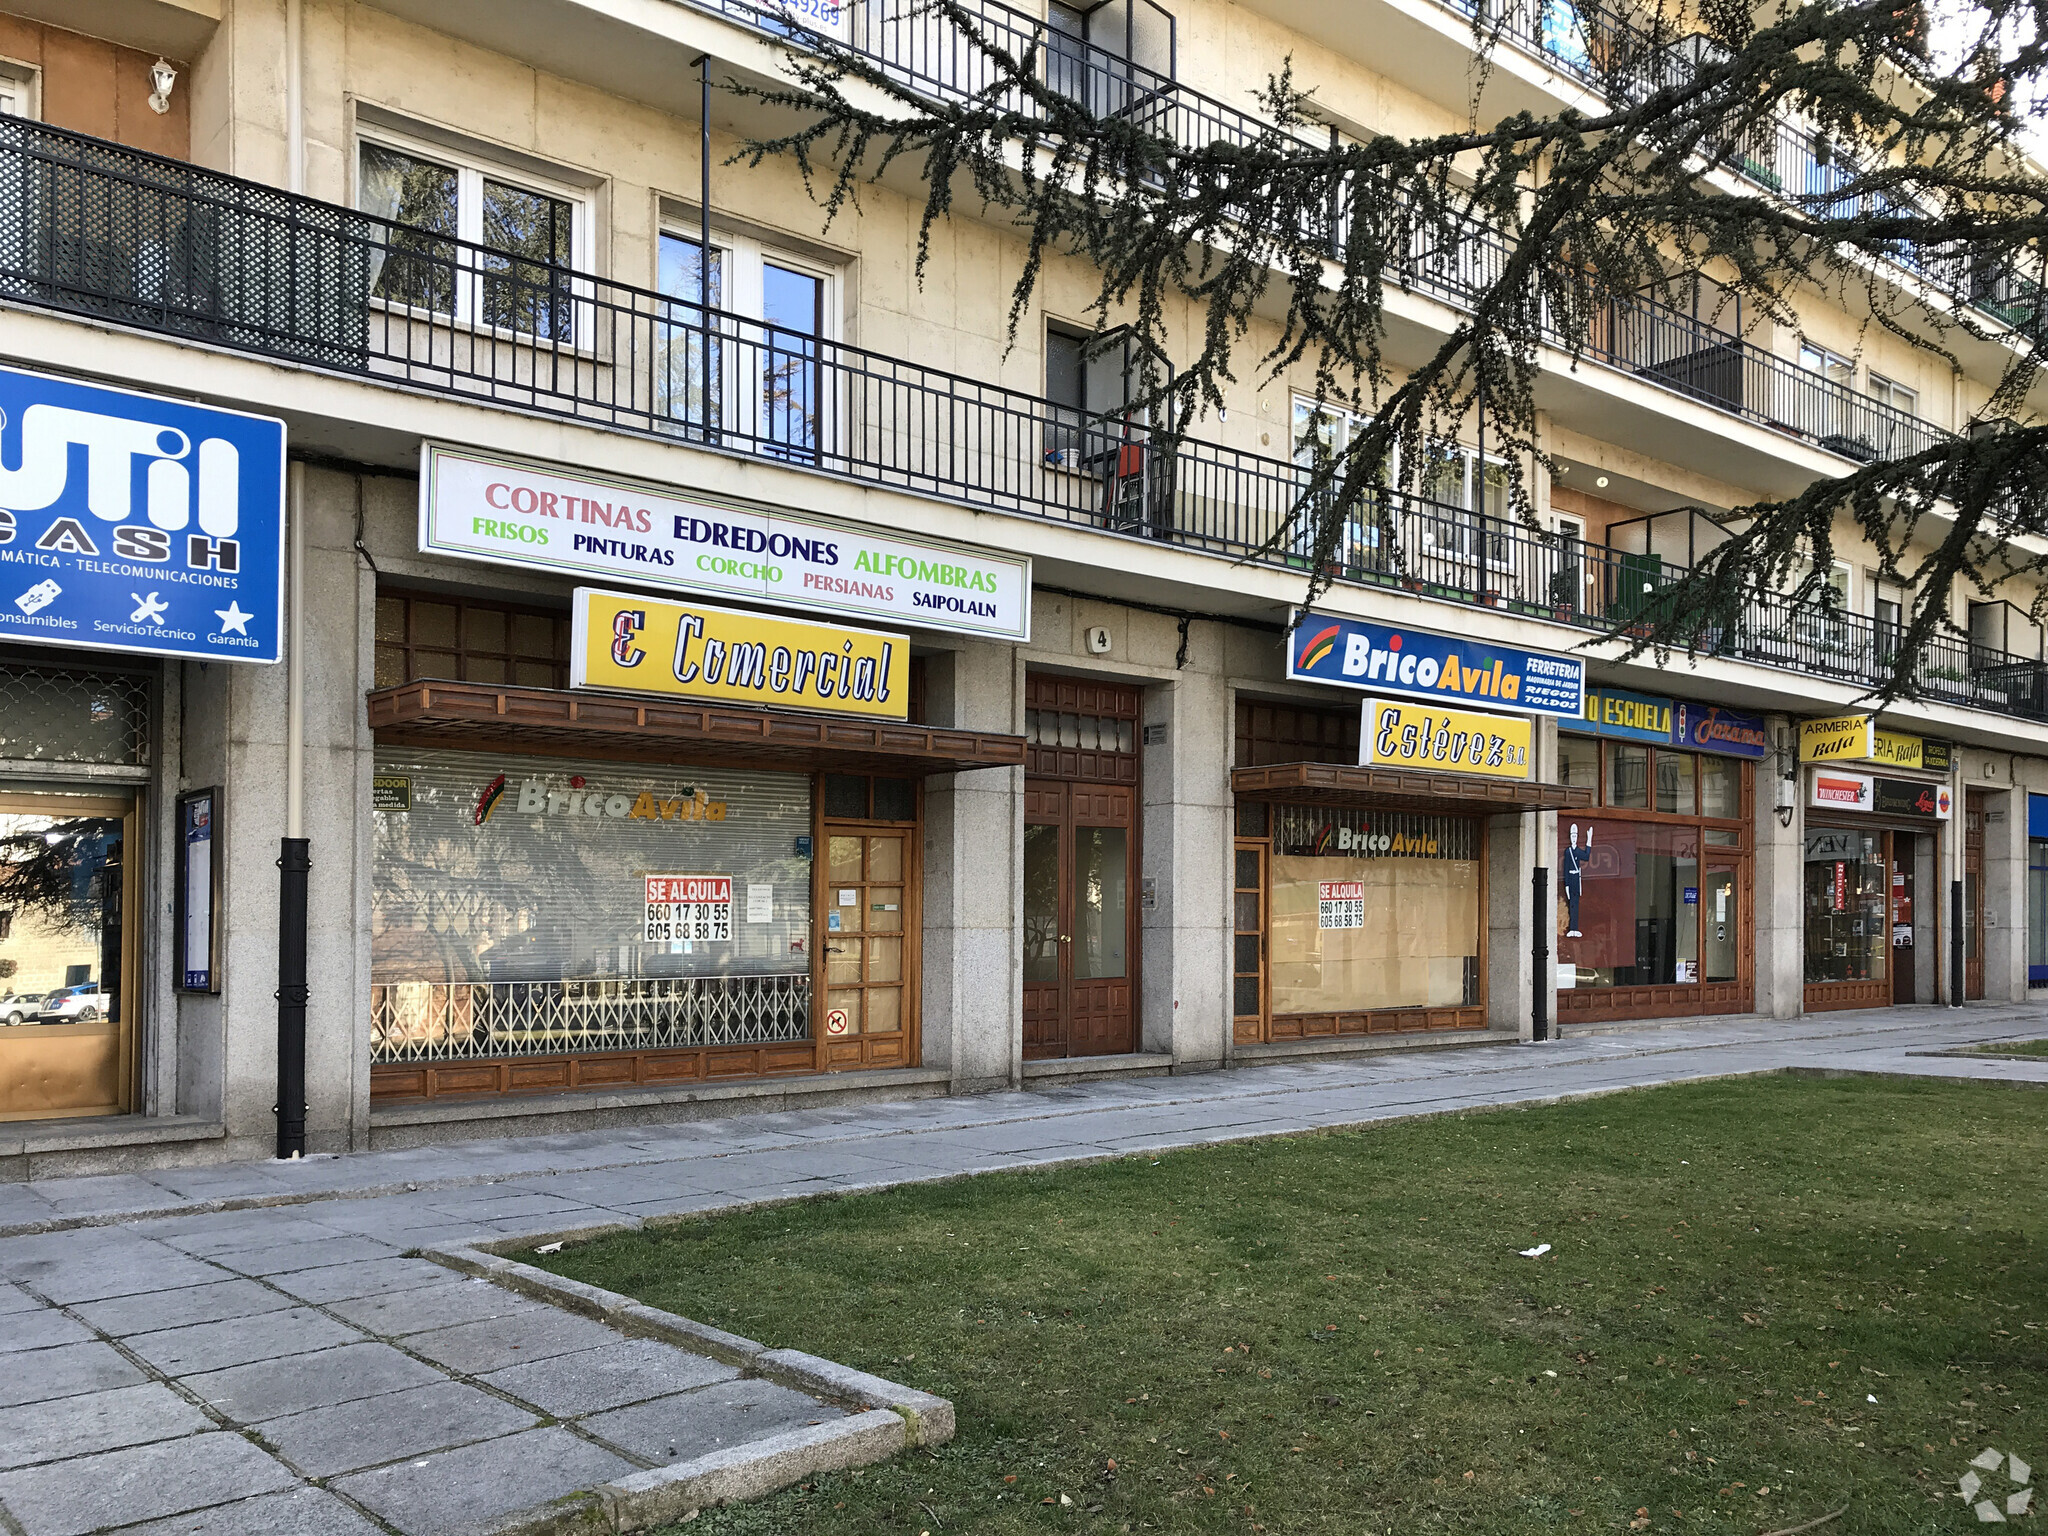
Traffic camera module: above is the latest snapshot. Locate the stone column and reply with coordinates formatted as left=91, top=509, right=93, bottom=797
left=1137, top=636, right=1232, bottom=1070
left=1752, top=715, right=1803, bottom=1018
left=919, top=640, right=1024, bottom=1093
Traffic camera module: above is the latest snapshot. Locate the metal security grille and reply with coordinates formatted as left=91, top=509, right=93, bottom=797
left=0, top=665, right=151, bottom=766
left=369, top=973, right=812, bottom=1064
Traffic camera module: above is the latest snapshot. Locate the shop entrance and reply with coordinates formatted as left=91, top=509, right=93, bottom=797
left=1804, top=819, right=1941, bottom=1010
left=0, top=790, right=139, bottom=1121
left=821, top=819, right=916, bottom=1071
left=1021, top=673, right=1141, bottom=1059
left=1023, top=780, right=1136, bottom=1056
left=1892, top=833, right=1918, bottom=1006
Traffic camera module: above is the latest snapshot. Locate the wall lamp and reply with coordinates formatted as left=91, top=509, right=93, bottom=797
left=1773, top=726, right=1798, bottom=827
left=148, top=58, right=177, bottom=115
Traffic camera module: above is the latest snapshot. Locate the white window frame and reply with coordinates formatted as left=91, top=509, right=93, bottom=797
left=0, top=59, right=40, bottom=119
left=354, top=124, right=595, bottom=341
left=657, top=222, right=843, bottom=452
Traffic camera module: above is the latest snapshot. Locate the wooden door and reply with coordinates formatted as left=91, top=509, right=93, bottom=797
left=1022, top=779, right=1136, bottom=1057
left=1891, top=833, right=1917, bottom=1005
left=820, top=825, right=915, bottom=1069
left=1233, top=839, right=1268, bottom=1043
left=1965, top=797, right=1986, bottom=1000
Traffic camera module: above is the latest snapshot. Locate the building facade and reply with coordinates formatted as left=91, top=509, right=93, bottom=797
left=1, top=0, right=2044, bottom=1175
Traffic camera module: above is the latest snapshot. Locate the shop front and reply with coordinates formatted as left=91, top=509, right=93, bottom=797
left=1801, top=741, right=1951, bottom=1010
left=1553, top=690, right=1764, bottom=1022
left=1235, top=616, right=1591, bottom=1043
left=0, top=365, right=283, bottom=1126
left=365, top=588, right=1022, bottom=1100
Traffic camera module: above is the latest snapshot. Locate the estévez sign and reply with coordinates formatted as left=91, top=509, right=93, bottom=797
left=1287, top=611, right=1583, bottom=717
left=420, top=443, right=1030, bottom=641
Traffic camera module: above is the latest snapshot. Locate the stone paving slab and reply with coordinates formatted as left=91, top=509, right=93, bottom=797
left=258, top=1379, right=542, bottom=1479
left=324, top=1274, right=540, bottom=1336
left=581, top=1377, right=841, bottom=1465
left=71, top=1277, right=293, bottom=1336
left=404, top=1305, right=625, bottom=1376
left=124, top=1304, right=362, bottom=1376
left=329, top=1425, right=637, bottom=1536
left=264, top=1254, right=462, bottom=1305
left=477, top=1336, right=739, bottom=1417
left=0, top=1430, right=297, bottom=1536
left=113, top=1487, right=388, bottom=1536
left=183, top=1340, right=445, bottom=1422
left=0, top=1340, right=147, bottom=1407
left=0, top=1382, right=211, bottom=1470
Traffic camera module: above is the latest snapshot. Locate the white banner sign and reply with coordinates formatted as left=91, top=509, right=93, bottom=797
left=420, top=443, right=1030, bottom=641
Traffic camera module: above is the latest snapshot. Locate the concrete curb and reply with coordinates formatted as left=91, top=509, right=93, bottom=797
left=418, top=1232, right=953, bottom=1531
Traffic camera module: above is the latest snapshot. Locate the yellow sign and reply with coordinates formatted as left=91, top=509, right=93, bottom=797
left=1362, top=699, right=1531, bottom=779
left=1870, top=730, right=1924, bottom=770
left=571, top=588, right=909, bottom=720
left=1798, top=715, right=1875, bottom=763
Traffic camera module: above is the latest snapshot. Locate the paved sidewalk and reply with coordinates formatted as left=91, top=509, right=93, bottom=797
left=1, top=1003, right=2043, bottom=1533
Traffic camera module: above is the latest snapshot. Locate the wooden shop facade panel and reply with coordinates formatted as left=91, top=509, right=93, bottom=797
left=1228, top=702, right=1593, bottom=1046
left=366, top=675, right=1019, bottom=1103
left=1023, top=673, right=1142, bottom=1057
left=1551, top=720, right=1757, bottom=1024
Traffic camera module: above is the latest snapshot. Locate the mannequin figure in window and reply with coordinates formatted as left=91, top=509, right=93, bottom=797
left=1561, top=822, right=1590, bottom=938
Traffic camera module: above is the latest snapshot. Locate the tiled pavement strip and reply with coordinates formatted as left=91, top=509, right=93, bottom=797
left=1, top=1004, right=2043, bottom=1534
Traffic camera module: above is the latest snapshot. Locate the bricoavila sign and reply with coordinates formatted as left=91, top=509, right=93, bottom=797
left=571, top=588, right=910, bottom=720
left=0, top=364, right=284, bottom=663
left=1360, top=699, right=1532, bottom=779
left=1287, top=611, right=1584, bottom=717
left=420, top=443, right=1029, bottom=641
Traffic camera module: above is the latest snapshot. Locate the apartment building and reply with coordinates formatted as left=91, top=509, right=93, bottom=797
left=1, top=0, right=2043, bottom=1174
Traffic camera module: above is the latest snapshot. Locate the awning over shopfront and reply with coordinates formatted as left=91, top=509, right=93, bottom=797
left=1231, top=761, right=1594, bottom=816
left=366, top=681, right=1025, bottom=776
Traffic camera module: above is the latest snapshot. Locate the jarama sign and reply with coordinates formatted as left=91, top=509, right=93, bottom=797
left=0, top=364, right=284, bottom=663
left=1360, top=699, right=1532, bottom=779
left=421, top=443, right=1029, bottom=641
left=571, top=588, right=910, bottom=720
left=1288, top=612, right=1584, bottom=717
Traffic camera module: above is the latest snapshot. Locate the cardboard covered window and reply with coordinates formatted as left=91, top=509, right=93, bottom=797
left=1265, top=806, right=1480, bottom=1014
left=370, top=747, right=811, bottom=1066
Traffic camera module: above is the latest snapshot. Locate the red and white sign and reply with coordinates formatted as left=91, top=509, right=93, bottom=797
left=1318, top=880, right=1365, bottom=931
left=1809, top=770, right=1873, bottom=809
left=644, top=873, right=732, bottom=943
left=825, top=1008, right=850, bottom=1037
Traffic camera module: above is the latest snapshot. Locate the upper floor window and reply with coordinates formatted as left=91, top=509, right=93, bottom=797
left=1046, top=0, right=1175, bottom=109
left=0, top=62, right=38, bottom=119
left=1796, top=340, right=1854, bottom=389
left=656, top=226, right=838, bottom=461
left=357, top=130, right=587, bottom=340
left=1868, top=372, right=1918, bottom=415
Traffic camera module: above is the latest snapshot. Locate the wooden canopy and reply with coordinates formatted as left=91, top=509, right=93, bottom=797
left=366, top=680, right=1025, bottom=776
left=1231, top=760, right=1595, bottom=816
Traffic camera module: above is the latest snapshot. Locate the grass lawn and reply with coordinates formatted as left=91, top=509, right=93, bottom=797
left=1955, top=1037, right=2048, bottom=1059
left=527, top=1075, right=2047, bottom=1535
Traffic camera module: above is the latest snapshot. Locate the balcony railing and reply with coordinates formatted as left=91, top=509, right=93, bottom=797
left=1, top=114, right=2033, bottom=722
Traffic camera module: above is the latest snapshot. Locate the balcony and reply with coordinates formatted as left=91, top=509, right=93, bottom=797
left=0, top=113, right=2033, bottom=727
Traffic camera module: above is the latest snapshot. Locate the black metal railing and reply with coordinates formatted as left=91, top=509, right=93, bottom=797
left=1, top=113, right=2032, bottom=720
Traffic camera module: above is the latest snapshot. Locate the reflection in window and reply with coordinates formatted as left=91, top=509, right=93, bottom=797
left=1557, top=819, right=1701, bottom=987
left=480, top=178, right=574, bottom=338
left=1802, top=829, right=1887, bottom=983
left=360, top=143, right=458, bottom=314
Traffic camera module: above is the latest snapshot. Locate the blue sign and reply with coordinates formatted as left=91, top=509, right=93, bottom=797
left=1673, top=703, right=1768, bottom=759
left=0, top=365, right=284, bottom=663
left=1287, top=611, right=1584, bottom=717
left=1567, top=687, right=1675, bottom=743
